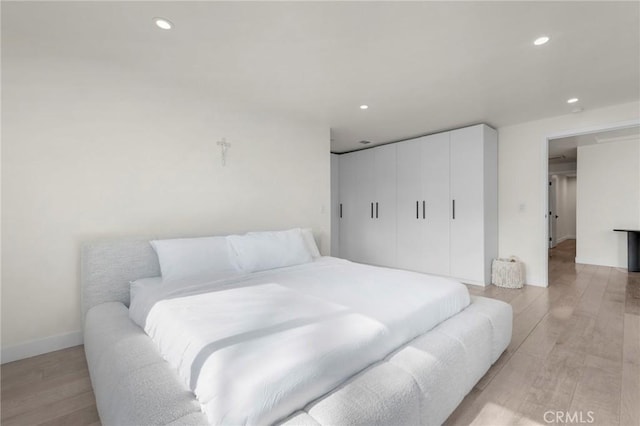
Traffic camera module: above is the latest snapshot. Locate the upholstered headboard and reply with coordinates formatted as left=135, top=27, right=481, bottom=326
left=80, top=229, right=322, bottom=320
left=80, top=238, right=161, bottom=318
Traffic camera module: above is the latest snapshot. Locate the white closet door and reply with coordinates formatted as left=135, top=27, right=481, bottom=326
left=397, top=133, right=450, bottom=274
left=350, top=149, right=376, bottom=264
left=339, top=146, right=394, bottom=266
left=330, top=154, right=340, bottom=256
left=422, top=132, right=451, bottom=275
left=396, top=138, right=426, bottom=271
left=369, top=144, right=397, bottom=267
left=338, top=151, right=360, bottom=261
left=450, top=126, right=485, bottom=282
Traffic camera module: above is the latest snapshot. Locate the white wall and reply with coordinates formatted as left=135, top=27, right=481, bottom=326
left=2, top=52, right=330, bottom=358
left=549, top=161, right=577, bottom=174
left=576, top=139, right=640, bottom=267
left=498, top=101, right=640, bottom=286
left=551, top=174, right=577, bottom=243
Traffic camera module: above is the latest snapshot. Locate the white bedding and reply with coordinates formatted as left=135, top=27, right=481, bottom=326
left=129, top=257, right=470, bottom=425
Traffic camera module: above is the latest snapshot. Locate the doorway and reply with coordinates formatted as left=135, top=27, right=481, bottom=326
left=546, top=123, right=640, bottom=283
left=547, top=141, right=578, bottom=269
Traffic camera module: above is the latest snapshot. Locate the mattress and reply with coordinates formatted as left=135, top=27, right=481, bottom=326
left=128, top=257, right=471, bottom=425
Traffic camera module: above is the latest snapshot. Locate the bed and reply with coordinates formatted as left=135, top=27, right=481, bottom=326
left=81, top=231, right=512, bottom=426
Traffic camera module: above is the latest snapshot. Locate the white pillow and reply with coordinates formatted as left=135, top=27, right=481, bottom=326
left=129, top=276, right=162, bottom=306
left=227, top=228, right=313, bottom=273
left=301, top=228, right=321, bottom=258
left=150, top=236, right=238, bottom=282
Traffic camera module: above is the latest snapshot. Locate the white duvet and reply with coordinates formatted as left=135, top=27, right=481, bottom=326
left=129, top=257, right=470, bottom=425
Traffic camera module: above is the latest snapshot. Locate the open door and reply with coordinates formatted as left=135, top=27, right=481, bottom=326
left=548, top=178, right=557, bottom=248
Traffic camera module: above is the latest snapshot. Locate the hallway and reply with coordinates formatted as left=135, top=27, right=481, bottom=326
left=549, top=239, right=577, bottom=273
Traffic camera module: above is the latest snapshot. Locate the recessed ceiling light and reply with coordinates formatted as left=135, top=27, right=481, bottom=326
left=359, top=105, right=369, bottom=110
left=154, top=18, right=173, bottom=30
left=533, top=36, right=550, bottom=46
left=567, top=98, right=579, bottom=104
left=359, top=140, right=371, bottom=145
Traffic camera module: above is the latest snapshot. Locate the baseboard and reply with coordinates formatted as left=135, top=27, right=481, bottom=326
left=1, top=331, right=83, bottom=364
left=557, top=235, right=576, bottom=244
left=458, top=279, right=488, bottom=287
left=524, top=280, right=548, bottom=288
left=574, top=257, right=624, bottom=268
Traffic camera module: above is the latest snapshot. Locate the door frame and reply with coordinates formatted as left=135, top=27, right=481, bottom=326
left=542, top=118, right=640, bottom=286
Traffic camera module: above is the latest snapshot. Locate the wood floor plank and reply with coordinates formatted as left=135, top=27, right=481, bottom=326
left=473, top=287, right=552, bottom=390
left=1, top=346, right=86, bottom=392
left=445, top=351, right=545, bottom=426
left=0, top=346, right=98, bottom=426
left=587, top=270, right=625, bottom=363
left=42, top=351, right=89, bottom=380
left=507, top=290, right=551, bottom=353
left=38, top=404, right=100, bottom=426
left=474, top=350, right=511, bottom=391
left=516, top=263, right=597, bottom=360
left=621, top=313, right=640, bottom=426
left=517, top=346, right=586, bottom=424
left=554, top=310, right=597, bottom=355
left=1, top=391, right=97, bottom=426
left=443, top=386, right=483, bottom=425
left=466, top=283, right=522, bottom=304
left=624, top=272, right=640, bottom=315
left=569, top=354, right=622, bottom=426
left=1, top=370, right=93, bottom=420
left=517, top=287, right=585, bottom=359
left=508, top=284, right=546, bottom=316
left=574, top=266, right=610, bottom=317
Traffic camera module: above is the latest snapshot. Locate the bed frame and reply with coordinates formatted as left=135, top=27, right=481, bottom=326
left=81, top=238, right=512, bottom=426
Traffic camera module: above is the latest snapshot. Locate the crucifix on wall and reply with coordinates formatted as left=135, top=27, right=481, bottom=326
left=217, top=138, right=231, bottom=166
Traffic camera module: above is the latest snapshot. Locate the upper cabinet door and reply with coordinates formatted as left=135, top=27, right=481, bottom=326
left=450, top=126, right=486, bottom=282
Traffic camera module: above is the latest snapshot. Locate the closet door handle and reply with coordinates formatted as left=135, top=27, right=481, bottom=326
left=371, top=202, right=374, bottom=219
left=422, top=201, right=426, bottom=219
left=416, top=201, right=419, bottom=219
left=340, top=204, right=342, bottom=218
left=376, top=202, right=379, bottom=219
left=452, top=199, right=456, bottom=220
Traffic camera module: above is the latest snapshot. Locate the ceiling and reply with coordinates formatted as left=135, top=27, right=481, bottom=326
left=3, top=2, right=639, bottom=153
left=549, top=125, right=640, bottom=163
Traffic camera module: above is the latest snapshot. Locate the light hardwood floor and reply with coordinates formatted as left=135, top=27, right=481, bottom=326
left=447, top=239, right=640, bottom=426
left=2, top=240, right=639, bottom=425
left=1, top=346, right=99, bottom=426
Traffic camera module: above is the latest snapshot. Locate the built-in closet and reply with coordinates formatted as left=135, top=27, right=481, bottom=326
left=332, top=124, right=497, bottom=286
